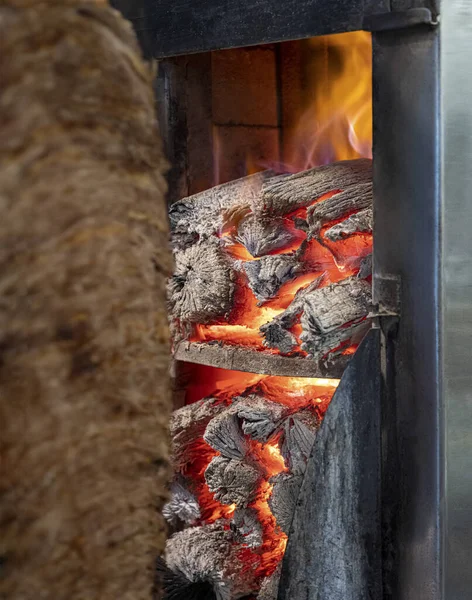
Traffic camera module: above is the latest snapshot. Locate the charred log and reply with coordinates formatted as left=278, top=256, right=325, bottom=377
left=235, top=215, right=298, bottom=257
left=268, top=473, right=303, bottom=535
left=232, top=508, right=264, bottom=549
left=301, top=320, right=371, bottom=362
left=324, top=207, right=373, bottom=241
left=163, top=478, right=201, bottom=527
left=204, top=456, right=263, bottom=508
left=168, top=242, right=235, bottom=325
left=171, top=397, right=227, bottom=472
left=243, top=253, right=302, bottom=302
left=163, top=522, right=259, bottom=600
left=357, top=253, right=373, bottom=280
left=236, top=395, right=289, bottom=443
left=260, top=159, right=372, bottom=216
left=257, top=563, right=282, bottom=600
left=280, top=410, right=320, bottom=475
left=306, top=182, right=373, bottom=239
left=204, top=403, right=248, bottom=460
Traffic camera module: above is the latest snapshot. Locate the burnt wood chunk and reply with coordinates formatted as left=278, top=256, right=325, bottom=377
left=268, top=472, right=303, bottom=535
left=258, top=563, right=283, bottom=600
left=236, top=395, right=290, bottom=443
left=168, top=242, right=234, bottom=324
left=162, top=478, right=201, bottom=526
left=306, top=182, right=373, bottom=239
left=204, top=455, right=263, bottom=508
left=232, top=508, right=264, bottom=549
left=324, top=207, right=373, bottom=241
left=260, top=158, right=372, bottom=216
left=278, top=331, right=381, bottom=600
left=203, top=403, right=248, bottom=459
left=280, top=410, right=320, bottom=475
left=357, top=253, right=373, bottom=280
left=243, top=253, right=302, bottom=302
left=236, top=215, right=298, bottom=257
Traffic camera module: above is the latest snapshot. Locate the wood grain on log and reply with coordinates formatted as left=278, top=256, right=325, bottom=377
left=324, top=207, right=373, bottom=241
left=260, top=159, right=372, bottom=216
left=244, top=253, right=303, bottom=302
left=173, top=341, right=345, bottom=378
left=236, top=215, right=298, bottom=257
left=237, top=395, right=290, bottom=443
left=278, top=332, right=381, bottom=600
left=268, top=473, right=303, bottom=535
left=280, top=410, right=320, bottom=475
left=204, top=403, right=248, bottom=459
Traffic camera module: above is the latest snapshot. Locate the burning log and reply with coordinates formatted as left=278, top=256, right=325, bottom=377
left=324, top=207, right=373, bottom=241
left=260, top=158, right=372, bottom=216
left=160, top=522, right=259, bottom=600
left=205, top=455, right=263, bottom=508
left=168, top=241, right=235, bottom=324
left=236, top=395, right=290, bottom=443
left=260, top=276, right=324, bottom=354
left=232, top=508, right=264, bottom=549
left=204, top=403, right=248, bottom=459
left=243, top=253, right=303, bottom=302
left=235, top=215, right=298, bottom=257
left=163, top=478, right=201, bottom=527
left=257, top=564, right=283, bottom=600
left=280, top=410, right=320, bottom=475
left=306, top=182, right=373, bottom=239
left=268, top=473, right=303, bottom=535
left=299, top=277, right=372, bottom=359
left=171, top=397, right=227, bottom=472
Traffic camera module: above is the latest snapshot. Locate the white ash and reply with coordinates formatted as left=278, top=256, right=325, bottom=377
left=163, top=478, right=201, bottom=526
left=280, top=410, right=320, bottom=475
left=268, top=473, right=304, bottom=535
left=168, top=242, right=235, bottom=324
left=243, top=254, right=302, bottom=302
left=232, top=508, right=264, bottom=549
left=204, top=403, right=248, bottom=460
left=205, top=455, right=263, bottom=508
left=324, top=207, right=373, bottom=241
left=165, top=522, right=259, bottom=600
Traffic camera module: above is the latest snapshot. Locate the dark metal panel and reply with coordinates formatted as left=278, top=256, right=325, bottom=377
left=441, top=2, right=472, bottom=598
left=113, top=0, right=370, bottom=58
left=278, top=330, right=382, bottom=600
left=372, top=25, right=441, bottom=600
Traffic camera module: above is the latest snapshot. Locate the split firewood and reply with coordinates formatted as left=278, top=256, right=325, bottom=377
left=324, top=207, right=373, bottom=241
left=243, top=253, right=303, bottom=302
left=204, top=403, right=248, bottom=460
left=168, top=241, right=235, bottom=324
left=257, top=563, right=283, bottom=600
left=268, top=473, right=303, bottom=535
left=260, top=158, right=372, bottom=216
left=160, top=522, right=259, bottom=600
left=235, top=215, right=298, bottom=257
left=162, top=478, right=201, bottom=527
left=280, top=410, right=320, bottom=475
left=232, top=508, right=264, bottom=549
left=205, top=456, right=263, bottom=508
left=260, top=276, right=324, bottom=354
left=171, top=397, right=227, bottom=471
left=306, top=182, right=373, bottom=239
left=236, top=395, right=290, bottom=443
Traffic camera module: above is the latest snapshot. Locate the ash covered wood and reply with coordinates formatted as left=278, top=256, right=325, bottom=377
left=257, top=563, right=282, bottom=600
left=260, top=159, right=372, bottom=216
left=205, top=456, right=263, bottom=508
left=168, top=242, right=235, bottom=325
left=164, top=522, right=259, bottom=600
left=236, top=395, right=289, bottom=443
left=243, top=253, right=302, bottom=302
left=268, top=473, right=303, bottom=535
left=306, top=182, right=373, bottom=239
left=299, top=277, right=371, bottom=359
left=324, top=207, right=373, bottom=241
left=204, top=403, right=248, bottom=459
left=232, top=508, right=264, bottom=549
left=163, top=478, right=201, bottom=526
left=280, top=410, right=320, bottom=475
left=302, top=321, right=371, bottom=364
left=357, top=253, right=372, bottom=280
left=171, top=397, right=226, bottom=471
left=235, top=215, right=298, bottom=257
left=260, top=276, right=324, bottom=354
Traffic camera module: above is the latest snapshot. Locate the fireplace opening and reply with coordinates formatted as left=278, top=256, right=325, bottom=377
left=162, top=30, right=374, bottom=600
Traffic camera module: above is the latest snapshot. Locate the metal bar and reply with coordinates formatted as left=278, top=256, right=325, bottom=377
left=372, top=25, right=441, bottom=600
left=440, top=2, right=472, bottom=598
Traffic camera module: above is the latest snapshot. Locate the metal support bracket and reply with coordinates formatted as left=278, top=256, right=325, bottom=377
left=364, top=8, right=439, bottom=32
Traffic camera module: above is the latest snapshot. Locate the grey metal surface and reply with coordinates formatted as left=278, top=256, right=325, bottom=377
left=441, top=2, right=472, bottom=598
left=278, top=330, right=381, bottom=600
left=372, top=25, right=441, bottom=600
